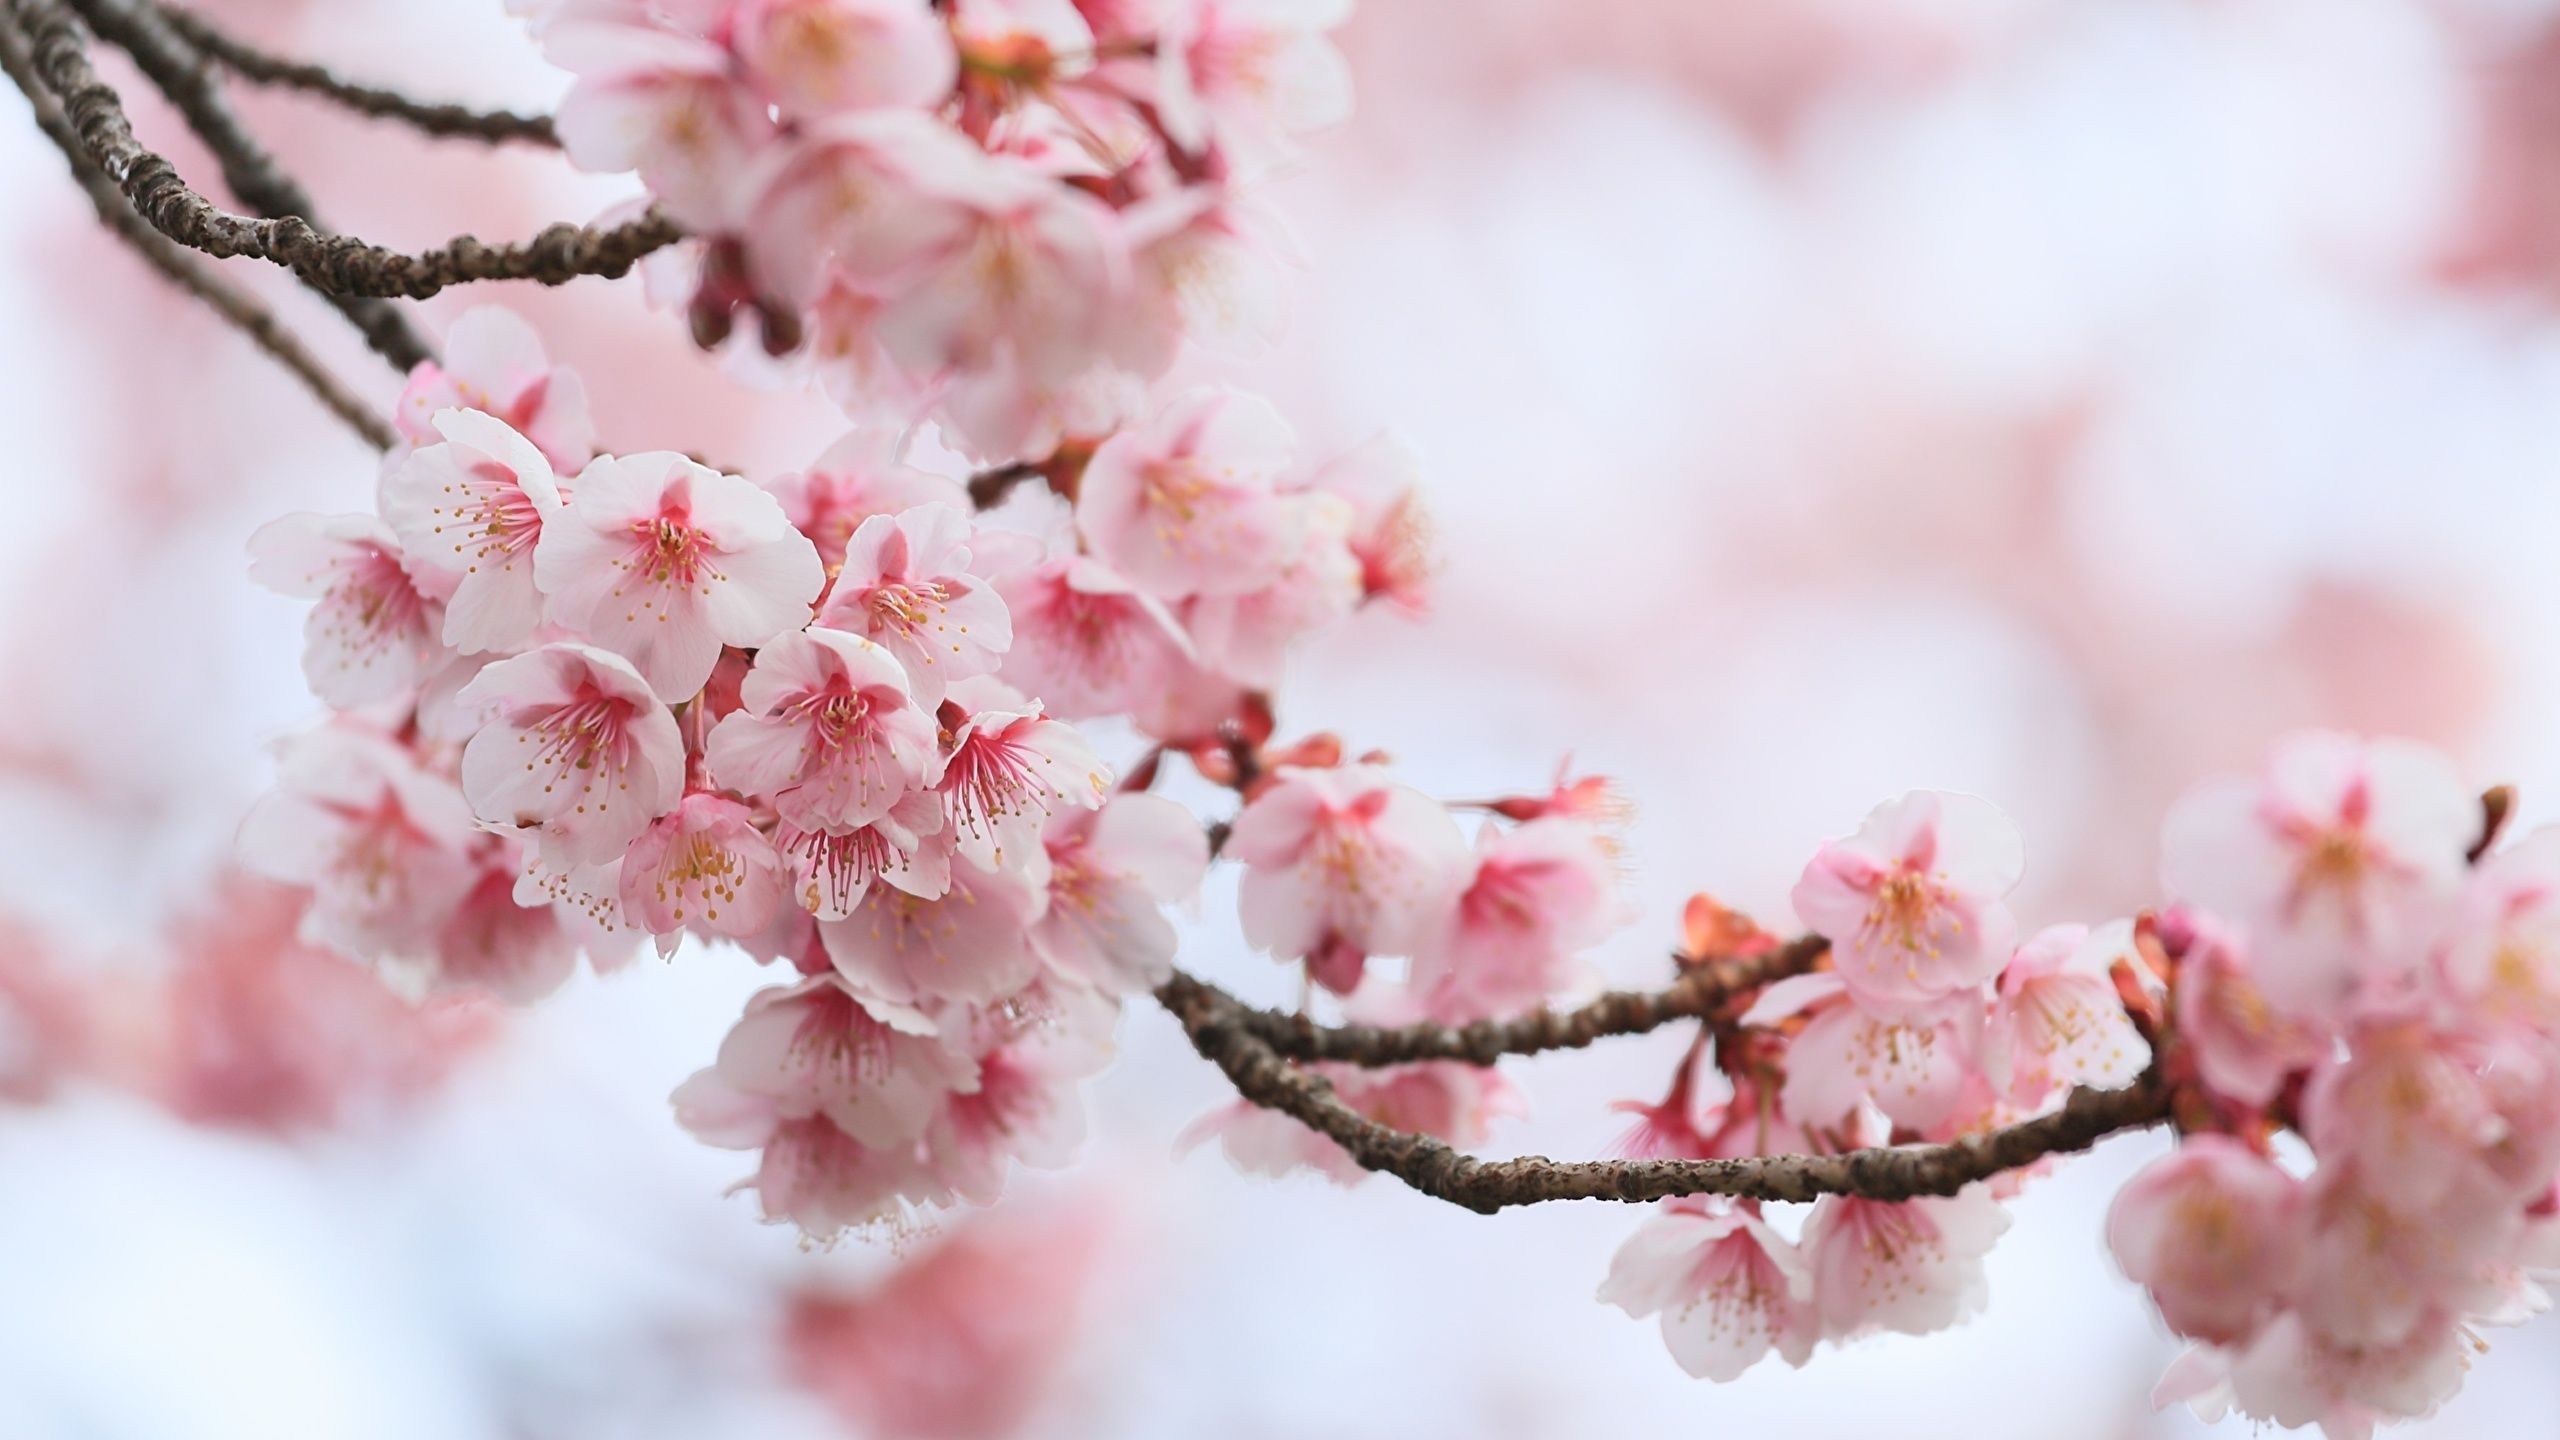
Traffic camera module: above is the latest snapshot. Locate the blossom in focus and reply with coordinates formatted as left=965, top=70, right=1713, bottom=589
left=820, top=856, right=1046, bottom=1007
left=1597, top=1200, right=1816, bottom=1381
left=379, top=407, right=563, bottom=655
left=935, top=679, right=1110, bottom=870
left=393, top=306, right=595, bottom=472
left=762, top=428, right=968, bottom=580
left=534, top=450, right=823, bottom=700
left=1983, top=922, right=2151, bottom=1108
left=455, top=642, right=686, bottom=867
left=706, top=626, right=940, bottom=831
left=814, top=502, right=1013, bottom=706
left=994, top=552, right=1196, bottom=720
left=1226, top=764, right=1468, bottom=993
left=619, top=793, right=790, bottom=952
left=1790, top=790, right=2023, bottom=1016
left=1410, top=816, right=1617, bottom=1021
left=247, top=512, right=445, bottom=708
left=1799, top=1187, right=2010, bottom=1340
left=1029, top=792, right=1211, bottom=996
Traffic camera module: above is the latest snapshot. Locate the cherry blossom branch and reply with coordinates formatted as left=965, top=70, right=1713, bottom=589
left=1156, top=971, right=2173, bottom=1215
left=10, top=0, right=680, bottom=298
left=145, top=1, right=560, bottom=147
left=0, top=13, right=394, bottom=449
left=1186, top=935, right=1829, bottom=1068
left=64, top=0, right=433, bottom=370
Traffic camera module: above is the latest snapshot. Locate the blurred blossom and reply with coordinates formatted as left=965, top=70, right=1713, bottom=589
left=13, top=0, right=2560, bottom=1437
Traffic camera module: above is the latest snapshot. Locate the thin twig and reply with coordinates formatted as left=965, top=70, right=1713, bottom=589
left=1157, top=973, right=2172, bottom=1214
left=1202, top=936, right=1828, bottom=1068
left=66, top=0, right=432, bottom=371
left=966, top=459, right=1042, bottom=508
left=13, top=0, right=681, bottom=299
left=148, top=0, right=559, bottom=147
left=1, top=16, right=394, bottom=449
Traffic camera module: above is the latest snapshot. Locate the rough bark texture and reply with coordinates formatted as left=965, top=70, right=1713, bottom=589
left=150, top=1, right=559, bottom=147
left=1157, top=970, right=2172, bottom=1215
left=66, top=0, right=432, bottom=370
left=13, top=0, right=679, bottom=299
left=1210, top=934, right=1829, bottom=1067
left=0, top=14, right=394, bottom=448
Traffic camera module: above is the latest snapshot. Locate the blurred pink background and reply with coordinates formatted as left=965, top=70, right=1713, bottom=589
left=9, top=0, right=2560, bottom=1435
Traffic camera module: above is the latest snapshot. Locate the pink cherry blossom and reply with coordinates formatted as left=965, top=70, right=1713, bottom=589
left=1180, top=490, right=1361, bottom=688
left=429, top=864, right=586, bottom=1003
left=394, top=306, right=595, bottom=472
left=775, top=792, right=952, bottom=921
left=247, top=512, right=444, bottom=707
left=2173, top=915, right=2330, bottom=1108
left=1154, top=0, right=1353, bottom=163
left=1985, top=922, right=2152, bottom=1108
left=706, top=627, right=939, bottom=830
left=936, top=682, right=1110, bottom=870
left=745, top=111, right=989, bottom=308
left=819, top=855, right=1045, bottom=1006
left=1752, top=972, right=1981, bottom=1135
left=2217, top=1310, right=2472, bottom=1440
left=454, top=642, right=686, bottom=867
left=1226, top=764, right=1469, bottom=994
left=731, top=0, right=959, bottom=122
left=949, top=0, right=1095, bottom=75
left=2304, top=1022, right=2505, bottom=1216
left=237, top=723, right=480, bottom=965
left=763, top=429, right=968, bottom=583
left=813, top=502, right=1013, bottom=706
left=924, top=983, right=1117, bottom=1205
left=534, top=450, right=823, bottom=700
left=1030, top=792, right=1211, bottom=995
left=2292, top=1164, right=2517, bottom=1349
left=1119, top=188, right=1289, bottom=369
left=994, top=552, right=1197, bottom=720
left=153, top=882, right=497, bottom=1133
left=2108, top=1136, right=2307, bottom=1347
left=673, top=1068, right=950, bottom=1240
left=1790, top=789, right=2023, bottom=1016
left=379, top=408, right=563, bottom=655
left=2161, top=731, right=2474, bottom=1020
left=1800, top=1186, right=2010, bottom=1339
left=784, top=1199, right=1112, bottom=1440
left=2443, top=826, right=2560, bottom=1035
left=708, top=974, right=977, bottom=1147
left=619, top=793, right=789, bottom=950
left=1307, top=429, right=1434, bottom=614
left=1411, top=817, right=1617, bottom=1022
left=1075, top=387, right=1300, bottom=600
left=548, top=23, right=776, bottom=229
left=1597, top=1200, right=1817, bottom=1381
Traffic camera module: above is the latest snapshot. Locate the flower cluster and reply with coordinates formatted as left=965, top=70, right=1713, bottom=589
left=516, top=0, right=1354, bottom=462
left=2118, top=732, right=2560, bottom=1439
left=240, top=298, right=1437, bottom=1237
left=1598, top=790, right=2150, bottom=1381
left=1185, top=762, right=1626, bottom=1178
left=1599, top=733, right=2560, bottom=1439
